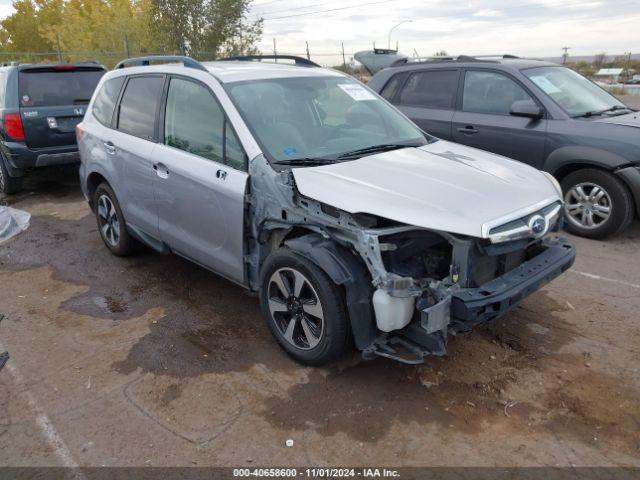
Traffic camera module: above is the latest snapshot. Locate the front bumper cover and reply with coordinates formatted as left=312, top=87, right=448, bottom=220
left=450, top=236, right=576, bottom=332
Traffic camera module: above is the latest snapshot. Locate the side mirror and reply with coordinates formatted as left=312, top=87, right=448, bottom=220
left=510, top=100, right=544, bottom=119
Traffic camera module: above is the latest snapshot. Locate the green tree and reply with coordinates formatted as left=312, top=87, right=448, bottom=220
left=149, top=0, right=262, bottom=59
left=0, top=0, right=62, bottom=60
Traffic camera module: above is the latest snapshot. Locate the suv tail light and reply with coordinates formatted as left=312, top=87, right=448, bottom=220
left=2, top=112, right=25, bottom=141
left=76, top=121, right=85, bottom=142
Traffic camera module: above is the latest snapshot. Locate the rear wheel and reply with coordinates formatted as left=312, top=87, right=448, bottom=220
left=561, top=168, right=634, bottom=239
left=0, top=153, right=23, bottom=195
left=94, top=183, right=139, bottom=256
left=259, top=248, right=351, bottom=365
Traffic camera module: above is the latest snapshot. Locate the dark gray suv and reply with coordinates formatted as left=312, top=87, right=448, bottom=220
left=368, top=55, right=640, bottom=239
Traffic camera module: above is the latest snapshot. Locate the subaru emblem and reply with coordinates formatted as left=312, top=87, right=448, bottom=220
left=529, top=215, right=548, bottom=237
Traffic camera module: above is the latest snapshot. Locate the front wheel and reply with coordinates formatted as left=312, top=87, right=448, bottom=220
left=561, top=169, right=634, bottom=239
left=259, top=248, right=351, bottom=366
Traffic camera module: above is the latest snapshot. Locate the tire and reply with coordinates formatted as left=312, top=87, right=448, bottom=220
left=259, top=248, right=351, bottom=366
left=561, top=168, right=634, bottom=239
left=94, top=183, right=139, bottom=256
left=0, top=153, right=23, bottom=195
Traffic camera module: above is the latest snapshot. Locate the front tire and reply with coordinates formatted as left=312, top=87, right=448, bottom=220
left=561, top=168, right=634, bottom=239
left=94, top=183, right=139, bottom=256
left=259, top=248, right=351, bottom=366
left=0, top=153, right=23, bottom=195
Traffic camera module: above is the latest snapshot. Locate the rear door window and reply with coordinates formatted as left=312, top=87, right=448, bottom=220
left=117, top=75, right=164, bottom=140
left=398, top=69, right=459, bottom=108
left=18, top=68, right=105, bottom=107
left=462, top=70, right=534, bottom=115
left=92, top=77, right=125, bottom=127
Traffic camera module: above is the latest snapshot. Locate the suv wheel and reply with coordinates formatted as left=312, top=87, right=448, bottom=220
left=0, top=153, right=23, bottom=195
left=94, top=183, right=139, bottom=256
left=259, top=248, right=351, bottom=365
left=561, top=168, right=634, bottom=239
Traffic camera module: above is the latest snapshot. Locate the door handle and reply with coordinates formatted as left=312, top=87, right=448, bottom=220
left=104, top=141, right=116, bottom=154
left=153, top=163, right=170, bottom=179
left=457, top=126, right=479, bottom=134
left=216, top=169, right=227, bottom=180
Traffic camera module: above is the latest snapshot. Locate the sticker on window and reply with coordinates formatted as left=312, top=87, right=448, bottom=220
left=283, top=146, right=298, bottom=156
left=529, top=76, right=562, bottom=94
left=338, top=83, right=376, bottom=101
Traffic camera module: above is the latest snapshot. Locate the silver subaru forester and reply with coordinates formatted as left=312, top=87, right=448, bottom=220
left=78, top=55, right=575, bottom=366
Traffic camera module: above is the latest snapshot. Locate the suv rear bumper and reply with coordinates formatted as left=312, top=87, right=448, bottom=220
left=1, top=141, right=79, bottom=176
left=450, top=236, right=576, bottom=330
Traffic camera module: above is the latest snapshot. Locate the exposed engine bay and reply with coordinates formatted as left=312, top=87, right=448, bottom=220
left=246, top=155, right=576, bottom=364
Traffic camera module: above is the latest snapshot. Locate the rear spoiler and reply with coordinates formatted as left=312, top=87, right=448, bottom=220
left=18, top=63, right=106, bottom=72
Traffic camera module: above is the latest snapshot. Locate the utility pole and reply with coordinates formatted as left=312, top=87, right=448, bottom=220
left=622, top=51, right=632, bottom=93
left=561, top=46, right=571, bottom=64
left=273, top=38, right=277, bottom=61
left=56, top=32, right=62, bottom=62
left=341, top=42, right=346, bottom=68
left=306, top=41, right=310, bottom=61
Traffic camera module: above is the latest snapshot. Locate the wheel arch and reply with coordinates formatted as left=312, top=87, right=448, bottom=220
left=85, top=170, right=110, bottom=211
left=283, top=233, right=378, bottom=350
left=544, top=145, right=632, bottom=181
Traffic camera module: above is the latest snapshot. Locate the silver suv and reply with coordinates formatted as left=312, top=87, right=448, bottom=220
left=78, top=55, right=575, bottom=365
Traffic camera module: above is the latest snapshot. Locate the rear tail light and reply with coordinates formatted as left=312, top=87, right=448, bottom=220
left=76, top=121, right=85, bottom=142
left=2, top=112, right=25, bottom=141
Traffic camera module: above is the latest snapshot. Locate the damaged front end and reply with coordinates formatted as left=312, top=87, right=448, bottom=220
left=247, top=155, right=576, bottom=364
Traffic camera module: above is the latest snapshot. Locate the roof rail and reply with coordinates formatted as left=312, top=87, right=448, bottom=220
left=218, top=55, right=320, bottom=68
left=114, top=55, right=208, bottom=72
left=390, top=54, right=521, bottom=68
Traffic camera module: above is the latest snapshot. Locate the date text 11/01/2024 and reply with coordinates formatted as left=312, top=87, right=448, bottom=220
left=232, top=468, right=401, bottom=477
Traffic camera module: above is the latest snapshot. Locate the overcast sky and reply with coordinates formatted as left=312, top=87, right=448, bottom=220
left=0, top=0, right=638, bottom=66
left=248, top=0, right=640, bottom=65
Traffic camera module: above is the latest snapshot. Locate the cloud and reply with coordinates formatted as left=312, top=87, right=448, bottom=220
left=472, top=9, right=502, bottom=17
left=0, top=1, right=14, bottom=19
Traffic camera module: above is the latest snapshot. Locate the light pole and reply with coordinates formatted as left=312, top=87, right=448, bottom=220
left=388, top=20, right=412, bottom=50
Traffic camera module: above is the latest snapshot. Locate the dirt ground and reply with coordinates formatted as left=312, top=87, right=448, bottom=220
left=0, top=167, right=639, bottom=468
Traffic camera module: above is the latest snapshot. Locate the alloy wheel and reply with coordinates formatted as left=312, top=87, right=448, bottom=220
left=97, top=194, right=120, bottom=247
left=267, top=267, right=325, bottom=350
left=564, top=182, right=612, bottom=230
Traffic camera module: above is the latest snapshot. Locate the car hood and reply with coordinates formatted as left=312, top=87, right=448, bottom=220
left=593, top=111, right=640, bottom=128
left=292, top=140, right=559, bottom=238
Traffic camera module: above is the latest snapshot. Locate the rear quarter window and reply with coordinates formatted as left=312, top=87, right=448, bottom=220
left=18, top=68, right=105, bottom=107
left=92, top=77, right=125, bottom=127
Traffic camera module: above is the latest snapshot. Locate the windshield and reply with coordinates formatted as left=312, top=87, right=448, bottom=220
left=227, top=76, right=427, bottom=163
left=524, top=66, right=625, bottom=117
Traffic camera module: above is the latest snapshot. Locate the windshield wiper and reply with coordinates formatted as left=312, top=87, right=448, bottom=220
left=575, top=105, right=629, bottom=118
left=336, top=143, right=416, bottom=160
left=273, top=157, right=339, bottom=166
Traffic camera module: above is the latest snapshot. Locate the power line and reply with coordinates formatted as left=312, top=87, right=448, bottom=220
left=261, top=0, right=397, bottom=21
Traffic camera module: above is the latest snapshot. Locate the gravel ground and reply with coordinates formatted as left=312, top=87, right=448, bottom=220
left=0, top=167, right=639, bottom=468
